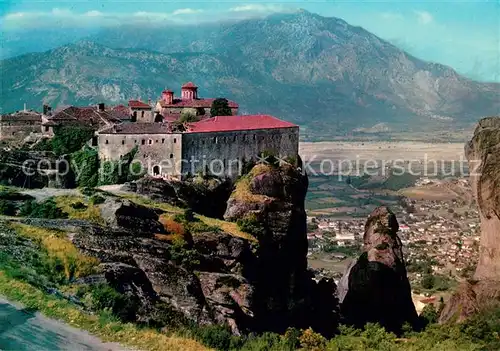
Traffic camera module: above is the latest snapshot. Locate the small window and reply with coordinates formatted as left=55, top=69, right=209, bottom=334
left=156, top=140, right=158, bottom=143
left=134, top=140, right=137, bottom=144
left=141, top=139, right=145, bottom=145
left=233, top=135, right=237, bottom=142
left=253, top=134, right=256, bottom=140
left=169, top=153, right=173, bottom=159
left=44, top=126, right=49, bottom=132
left=162, top=138, right=165, bottom=144
left=148, top=140, right=152, bottom=145
left=105, top=140, right=109, bottom=145
left=141, top=111, right=145, bottom=117
left=174, top=138, right=177, bottom=143
left=213, top=137, right=217, bottom=143
left=121, top=140, right=125, bottom=145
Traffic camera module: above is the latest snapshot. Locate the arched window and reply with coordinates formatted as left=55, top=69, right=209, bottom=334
left=154, top=114, right=163, bottom=123
left=141, top=111, right=145, bottom=118
left=131, top=111, right=137, bottom=122
left=105, top=140, right=109, bottom=145
left=121, top=140, right=125, bottom=145
left=152, top=165, right=160, bottom=176
left=169, top=153, right=174, bottom=159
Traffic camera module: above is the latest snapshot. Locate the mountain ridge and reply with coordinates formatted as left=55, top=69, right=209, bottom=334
left=1, top=10, right=499, bottom=137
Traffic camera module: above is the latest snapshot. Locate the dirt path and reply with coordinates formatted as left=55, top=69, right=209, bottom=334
left=20, top=188, right=81, bottom=201
left=0, top=298, right=130, bottom=351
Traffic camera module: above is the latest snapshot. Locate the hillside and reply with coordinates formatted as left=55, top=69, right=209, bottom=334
left=1, top=10, right=499, bottom=138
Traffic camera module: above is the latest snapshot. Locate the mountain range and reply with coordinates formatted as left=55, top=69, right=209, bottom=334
left=1, top=10, right=499, bottom=138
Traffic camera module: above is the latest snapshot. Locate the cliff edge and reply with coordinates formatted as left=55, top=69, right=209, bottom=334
left=440, top=117, right=500, bottom=323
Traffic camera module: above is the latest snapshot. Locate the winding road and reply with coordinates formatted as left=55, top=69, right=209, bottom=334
left=0, top=299, right=128, bottom=351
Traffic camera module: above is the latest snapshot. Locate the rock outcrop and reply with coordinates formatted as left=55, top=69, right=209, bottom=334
left=440, top=117, right=500, bottom=323
left=224, top=163, right=338, bottom=336
left=338, top=206, right=419, bottom=333
left=0, top=150, right=74, bottom=188
left=72, top=163, right=338, bottom=336
left=123, top=176, right=233, bottom=218
left=464, top=117, right=500, bottom=281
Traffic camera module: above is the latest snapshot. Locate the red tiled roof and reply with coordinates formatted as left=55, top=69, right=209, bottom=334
left=182, top=82, right=197, bottom=89
left=186, top=115, right=297, bottom=133
left=48, top=106, right=122, bottom=126
left=128, top=100, right=151, bottom=109
left=158, top=98, right=238, bottom=109
left=111, top=105, right=131, bottom=120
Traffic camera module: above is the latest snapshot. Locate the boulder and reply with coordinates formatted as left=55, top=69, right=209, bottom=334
left=122, top=176, right=233, bottom=219
left=339, top=206, right=419, bottom=333
left=99, top=198, right=165, bottom=234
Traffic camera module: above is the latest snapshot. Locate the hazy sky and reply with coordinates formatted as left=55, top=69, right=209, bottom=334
left=1, top=0, right=499, bottom=82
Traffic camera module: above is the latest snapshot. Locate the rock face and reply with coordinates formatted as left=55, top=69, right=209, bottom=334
left=71, top=163, right=339, bottom=336
left=123, top=176, right=233, bottom=219
left=440, top=117, right=500, bottom=324
left=338, top=206, right=419, bottom=333
left=0, top=150, right=74, bottom=188
left=224, top=163, right=338, bottom=336
left=464, top=117, right=500, bottom=280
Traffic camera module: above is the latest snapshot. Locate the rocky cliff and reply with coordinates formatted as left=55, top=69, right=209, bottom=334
left=71, top=163, right=337, bottom=336
left=440, top=117, right=500, bottom=323
left=464, top=117, right=500, bottom=281
left=338, top=206, right=419, bottom=333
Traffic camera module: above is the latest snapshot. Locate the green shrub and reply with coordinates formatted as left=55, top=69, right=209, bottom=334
left=51, top=126, right=95, bottom=155
left=193, top=325, right=237, bottom=351
left=421, top=304, right=439, bottom=325
left=90, top=284, right=138, bottom=322
left=421, top=274, right=435, bottom=290
left=237, top=214, right=265, bottom=237
left=20, top=198, right=68, bottom=219
left=71, top=147, right=99, bottom=188
left=89, top=194, right=106, bottom=205
left=0, top=199, right=16, bottom=216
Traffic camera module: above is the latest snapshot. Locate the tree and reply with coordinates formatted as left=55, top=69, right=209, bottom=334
left=179, top=108, right=200, bottom=123
left=421, top=273, right=435, bottom=290
left=210, top=98, right=232, bottom=117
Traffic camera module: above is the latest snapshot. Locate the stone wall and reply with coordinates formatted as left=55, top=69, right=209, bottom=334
left=98, top=133, right=183, bottom=177
left=181, top=127, right=299, bottom=179
left=0, top=121, right=41, bottom=140
left=132, top=109, right=154, bottom=123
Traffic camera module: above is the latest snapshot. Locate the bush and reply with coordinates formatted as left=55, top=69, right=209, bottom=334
left=237, top=214, right=265, bottom=237
left=90, top=284, right=138, bottom=322
left=194, top=324, right=234, bottom=351
left=299, top=328, right=327, bottom=350
left=0, top=199, right=16, bottom=216
left=89, top=194, right=106, bottom=205
left=71, top=147, right=99, bottom=188
left=51, top=126, right=95, bottom=155
left=421, top=304, right=439, bottom=325
left=19, top=198, right=68, bottom=219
